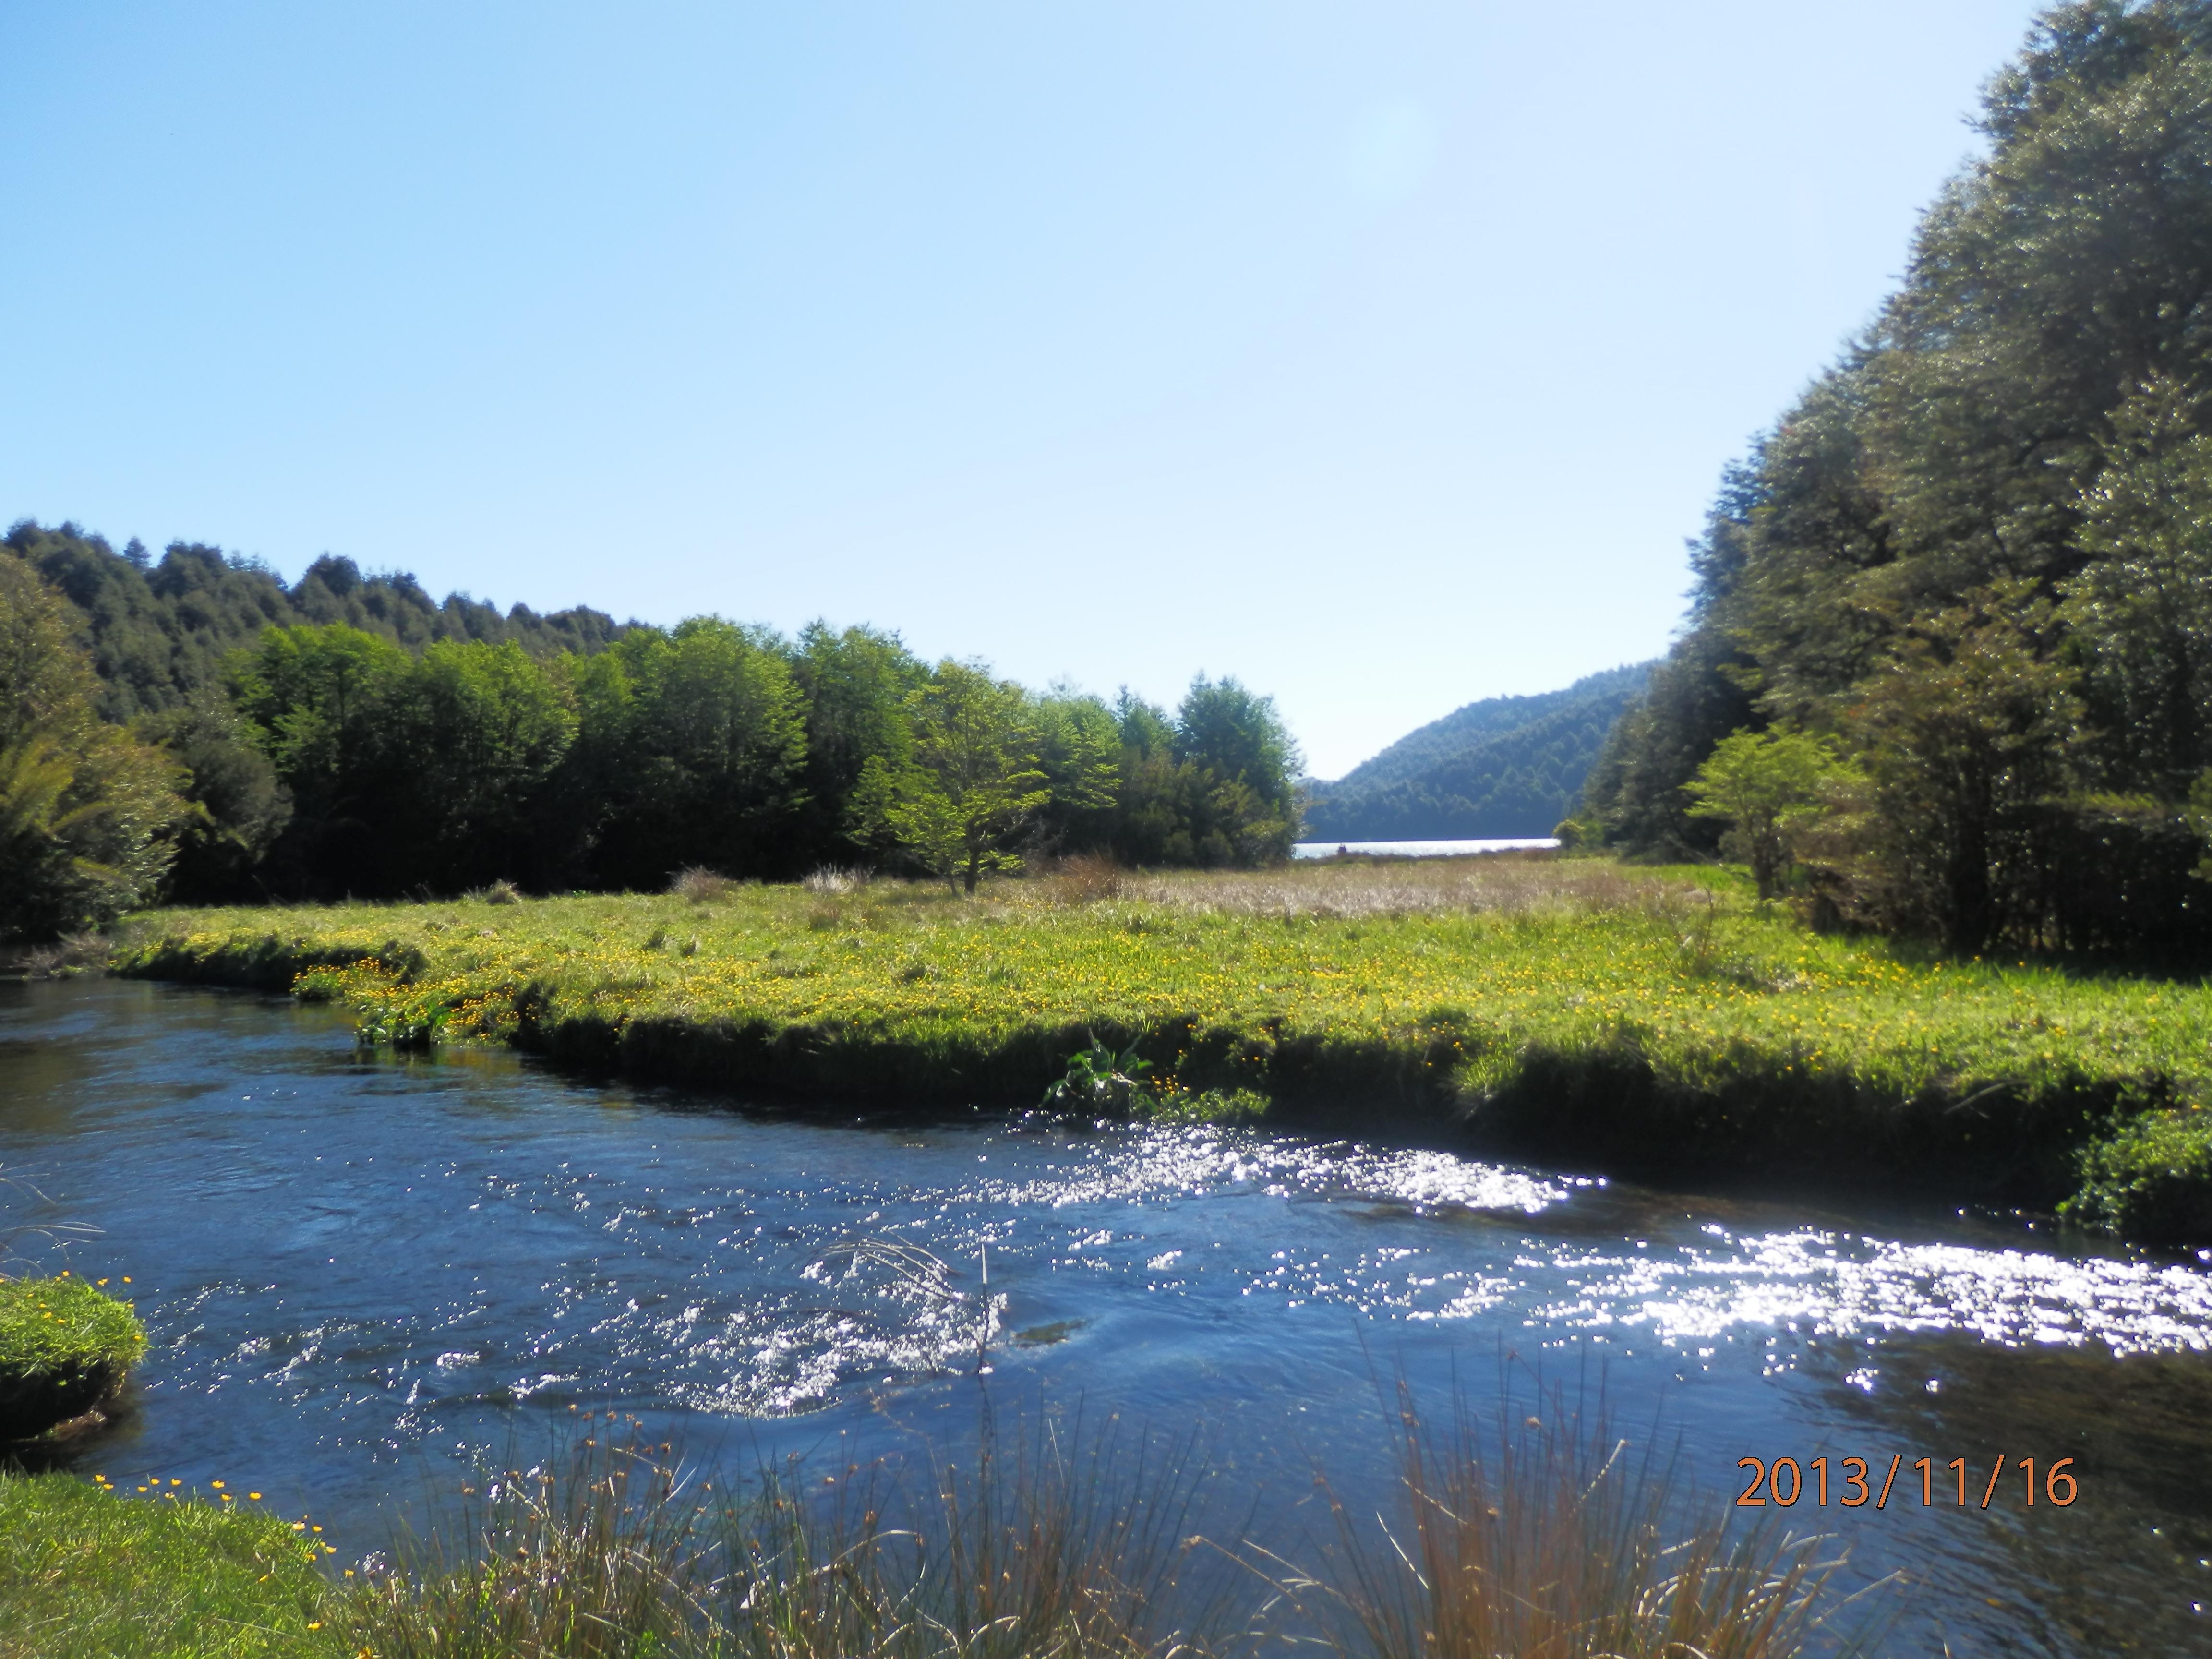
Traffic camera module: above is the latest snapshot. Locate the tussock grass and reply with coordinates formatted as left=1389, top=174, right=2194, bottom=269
left=1281, top=1382, right=1871, bottom=1659
left=673, top=866, right=739, bottom=903
left=113, top=856, right=2212, bottom=1239
left=354, top=1413, right=1234, bottom=1659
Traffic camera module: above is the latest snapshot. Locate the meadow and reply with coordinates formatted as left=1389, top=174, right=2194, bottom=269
left=111, top=853, right=2212, bottom=1243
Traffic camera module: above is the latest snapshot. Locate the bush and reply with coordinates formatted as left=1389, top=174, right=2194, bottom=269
left=2065, top=1109, right=2212, bottom=1247
left=0, top=1276, right=146, bottom=1441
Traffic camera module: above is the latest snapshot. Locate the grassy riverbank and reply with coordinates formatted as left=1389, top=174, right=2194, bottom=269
left=112, top=855, right=2212, bottom=1243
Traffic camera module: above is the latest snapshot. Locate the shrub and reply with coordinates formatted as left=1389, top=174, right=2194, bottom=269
left=2064, top=1109, right=2212, bottom=1247
left=0, top=1277, right=146, bottom=1441
left=467, top=878, right=523, bottom=905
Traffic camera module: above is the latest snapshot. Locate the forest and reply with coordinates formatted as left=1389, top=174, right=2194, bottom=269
left=1301, top=663, right=1651, bottom=841
left=0, top=522, right=1300, bottom=938
left=1587, top=0, right=2212, bottom=959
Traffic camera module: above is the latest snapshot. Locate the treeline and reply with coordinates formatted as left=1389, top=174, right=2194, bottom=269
left=1304, top=663, right=1651, bottom=841
left=7, top=520, right=632, bottom=721
left=1586, top=0, right=2212, bottom=957
left=0, top=525, right=1300, bottom=937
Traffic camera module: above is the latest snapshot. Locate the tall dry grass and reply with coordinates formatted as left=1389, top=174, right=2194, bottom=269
left=1117, top=855, right=1706, bottom=922
left=346, top=1409, right=1237, bottom=1659
left=1270, top=1381, right=1871, bottom=1659
left=672, top=867, right=738, bottom=903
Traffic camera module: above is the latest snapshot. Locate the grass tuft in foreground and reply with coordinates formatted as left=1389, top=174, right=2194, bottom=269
left=0, top=1277, right=145, bottom=1443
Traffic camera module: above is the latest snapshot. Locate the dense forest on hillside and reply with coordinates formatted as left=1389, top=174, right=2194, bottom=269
left=0, top=523, right=1300, bottom=937
left=1587, top=0, right=2212, bottom=957
left=6, top=521, right=634, bottom=721
left=1302, top=663, right=1651, bottom=840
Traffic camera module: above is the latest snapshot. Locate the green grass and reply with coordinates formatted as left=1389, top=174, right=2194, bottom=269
left=0, top=1278, right=146, bottom=1442
left=110, top=854, right=2212, bottom=1241
left=0, top=1474, right=335, bottom=1659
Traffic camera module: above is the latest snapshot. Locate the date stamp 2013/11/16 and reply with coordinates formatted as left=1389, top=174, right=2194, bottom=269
left=1736, top=1455, right=2077, bottom=1510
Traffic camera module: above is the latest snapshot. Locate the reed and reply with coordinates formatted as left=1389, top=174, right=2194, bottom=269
left=346, top=1407, right=1236, bottom=1659
left=1274, top=1381, right=1874, bottom=1659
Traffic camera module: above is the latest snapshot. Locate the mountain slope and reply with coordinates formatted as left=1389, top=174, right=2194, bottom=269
left=1301, top=663, right=1654, bottom=841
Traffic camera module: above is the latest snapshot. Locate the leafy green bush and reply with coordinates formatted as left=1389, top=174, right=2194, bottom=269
left=2064, top=1109, right=2212, bottom=1247
left=0, top=1277, right=146, bottom=1441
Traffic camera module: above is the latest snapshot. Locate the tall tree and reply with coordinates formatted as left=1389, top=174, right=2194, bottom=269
left=379, top=640, right=578, bottom=890
left=788, top=622, right=925, bottom=867
left=1594, top=1, right=2212, bottom=949
left=2059, top=377, right=2212, bottom=793
left=591, top=620, right=808, bottom=887
left=1172, top=675, right=1301, bottom=866
left=851, top=660, right=1050, bottom=893
left=227, top=623, right=410, bottom=892
left=0, top=558, right=186, bottom=938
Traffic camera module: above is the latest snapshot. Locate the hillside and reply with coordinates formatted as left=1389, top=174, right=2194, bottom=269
left=1302, top=663, right=1653, bottom=841
left=4, top=520, right=635, bottom=721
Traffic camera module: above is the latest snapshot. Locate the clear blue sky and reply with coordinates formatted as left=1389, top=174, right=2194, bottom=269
left=1, top=1, right=2046, bottom=778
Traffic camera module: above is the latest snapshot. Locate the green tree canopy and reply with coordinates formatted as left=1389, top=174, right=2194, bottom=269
left=850, top=660, right=1050, bottom=893
left=1588, top=1, right=2212, bottom=950
left=0, top=558, right=186, bottom=938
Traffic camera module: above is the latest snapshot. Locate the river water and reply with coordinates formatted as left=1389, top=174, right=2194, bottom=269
left=5, top=977, right=2212, bottom=1655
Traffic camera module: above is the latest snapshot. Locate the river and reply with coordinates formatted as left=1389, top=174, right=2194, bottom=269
left=4, top=977, right=2210, bottom=1654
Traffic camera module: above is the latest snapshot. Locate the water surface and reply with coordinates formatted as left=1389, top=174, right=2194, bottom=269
left=3, top=978, right=2209, bottom=1655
